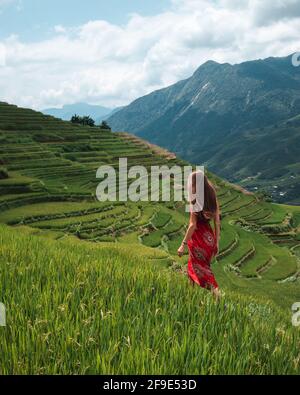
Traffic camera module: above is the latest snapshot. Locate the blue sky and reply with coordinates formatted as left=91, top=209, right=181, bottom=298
left=0, top=0, right=299, bottom=110
left=0, top=0, right=171, bottom=41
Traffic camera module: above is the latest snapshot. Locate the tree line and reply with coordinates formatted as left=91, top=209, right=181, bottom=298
left=71, top=114, right=111, bottom=130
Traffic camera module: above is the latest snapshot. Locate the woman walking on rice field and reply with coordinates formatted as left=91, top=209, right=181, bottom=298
left=177, top=170, right=221, bottom=300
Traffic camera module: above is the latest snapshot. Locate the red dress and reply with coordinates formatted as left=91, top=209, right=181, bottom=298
left=187, top=213, right=218, bottom=290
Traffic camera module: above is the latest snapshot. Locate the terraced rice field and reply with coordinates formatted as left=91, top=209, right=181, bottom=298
left=0, top=101, right=299, bottom=311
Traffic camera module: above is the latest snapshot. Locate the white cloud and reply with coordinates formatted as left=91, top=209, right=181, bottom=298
left=54, top=25, right=67, bottom=34
left=0, top=43, right=6, bottom=66
left=250, top=0, right=300, bottom=26
left=0, top=0, right=300, bottom=110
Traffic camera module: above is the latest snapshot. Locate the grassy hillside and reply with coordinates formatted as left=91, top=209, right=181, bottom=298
left=0, top=224, right=299, bottom=374
left=0, top=101, right=299, bottom=373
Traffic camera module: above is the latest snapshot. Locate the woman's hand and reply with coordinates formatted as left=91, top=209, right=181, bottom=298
left=177, top=243, right=185, bottom=257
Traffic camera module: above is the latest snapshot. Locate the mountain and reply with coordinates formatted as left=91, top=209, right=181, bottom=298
left=43, top=102, right=114, bottom=123
left=107, top=54, right=300, bottom=203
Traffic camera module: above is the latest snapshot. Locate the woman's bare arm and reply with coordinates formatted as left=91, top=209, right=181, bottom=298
left=177, top=212, right=197, bottom=257
left=183, top=212, right=198, bottom=243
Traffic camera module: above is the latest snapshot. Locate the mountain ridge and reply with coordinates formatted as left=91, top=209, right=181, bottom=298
left=43, top=102, right=114, bottom=123
left=107, top=53, right=300, bottom=203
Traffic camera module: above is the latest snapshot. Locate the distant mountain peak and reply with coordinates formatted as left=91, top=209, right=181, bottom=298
left=192, top=59, right=222, bottom=75
left=201, top=59, right=219, bottom=67
left=42, top=102, right=115, bottom=122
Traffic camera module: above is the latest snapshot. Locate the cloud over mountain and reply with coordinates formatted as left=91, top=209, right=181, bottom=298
left=0, top=0, right=300, bottom=109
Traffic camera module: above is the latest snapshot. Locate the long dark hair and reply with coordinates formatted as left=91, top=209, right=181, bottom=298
left=191, top=173, right=217, bottom=219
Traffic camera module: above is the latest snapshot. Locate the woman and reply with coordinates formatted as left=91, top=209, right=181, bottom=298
left=177, top=171, right=221, bottom=300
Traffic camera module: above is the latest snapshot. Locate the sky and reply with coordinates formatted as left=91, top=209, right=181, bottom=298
left=0, top=0, right=300, bottom=110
